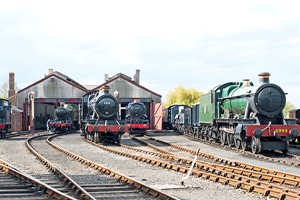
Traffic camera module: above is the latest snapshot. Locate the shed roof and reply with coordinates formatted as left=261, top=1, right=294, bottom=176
left=92, top=73, right=161, bottom=98
left=17, top=71, right=88, bottom=94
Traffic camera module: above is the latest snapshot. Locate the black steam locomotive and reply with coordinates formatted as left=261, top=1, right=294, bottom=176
left=125, top=101, right=149, bottom=136
left=164, top=73, right=300, bottom=154
left=49, top=107, right=72, bottom=134
left=80, top=85, right=128, bottom=144
left=0, top=98, right=11, bottom=138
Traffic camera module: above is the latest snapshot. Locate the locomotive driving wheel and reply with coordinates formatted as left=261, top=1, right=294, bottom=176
left=227, top=133, right=234, bottom=147
left=241, top=141, right=249, bottom=151
left=251, top=137, right=261, bottom=154
left=220, top=131, right=227, bottom=145
left=234, top=137, right=241, bottom=149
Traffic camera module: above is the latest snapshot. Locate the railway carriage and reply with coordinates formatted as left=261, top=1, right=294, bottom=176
left=162, top=104, right=191, bottom=130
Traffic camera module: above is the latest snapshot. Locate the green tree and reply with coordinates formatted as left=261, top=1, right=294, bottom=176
left=283, top=101, right=295, bottom=118
left=164, top=86, right=204, bottom=107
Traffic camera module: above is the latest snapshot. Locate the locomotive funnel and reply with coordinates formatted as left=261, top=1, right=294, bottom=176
left=101, top=85, right=110, bottom=94
left=258, top=72, right=270, bottom=84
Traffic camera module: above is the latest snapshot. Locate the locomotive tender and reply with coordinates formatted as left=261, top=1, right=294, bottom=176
left=165, top=72, right=300, bottom=154
left=0, top=98, right=11, bottom=138
left=125, top=100, right=149, bottom=136
left=49, top=107, right=73, bottom=134
left=80, top=85, right=128, bottom=144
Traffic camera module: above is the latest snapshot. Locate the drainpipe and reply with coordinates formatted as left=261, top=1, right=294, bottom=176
left=28, top=91, right=35, bottom=133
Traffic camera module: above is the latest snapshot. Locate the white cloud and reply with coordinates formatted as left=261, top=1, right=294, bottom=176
left=1, top=0, right=300, bottom=108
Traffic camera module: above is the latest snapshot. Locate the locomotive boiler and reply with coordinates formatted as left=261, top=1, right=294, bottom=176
left=80, top=85, right=128, bottom=144
left=125, top=101, right=149, bottom=136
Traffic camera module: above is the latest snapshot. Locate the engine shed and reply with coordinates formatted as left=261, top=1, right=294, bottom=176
left=8, top=69, right=162, bottom=132
left=9, top=69, right=88, bottom=132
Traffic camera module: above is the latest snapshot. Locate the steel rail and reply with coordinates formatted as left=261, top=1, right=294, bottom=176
left=26, top=134, right=96, bottom=200
left=144, top=135, right=300, bottom=181
left=84, top=137, right=300, bottom=200
left=0, top=160, right=75, bottom=200
left=47, top=135, right=179, bottom=200
left=123, top=137, right=300, bottom=188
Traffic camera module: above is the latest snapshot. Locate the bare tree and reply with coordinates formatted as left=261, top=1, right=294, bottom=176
left=0, top=81, right=19, bottom=99
left=0, top=81, right=8, bottom=99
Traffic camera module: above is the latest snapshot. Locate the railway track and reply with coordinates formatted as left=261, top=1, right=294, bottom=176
left=0, top=159, right=73, bottom=200
left=0, top=131, right=31, bottom=140
left=182, top=132, right=300, bottom=167
left=32, top=133, right=177, bottom=200
left=82, top=135, right=300, bottom=200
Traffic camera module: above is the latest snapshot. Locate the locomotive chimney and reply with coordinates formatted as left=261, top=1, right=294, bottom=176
left=258, top=72, right=270, bottom=84
left=101, top=85, right=110, bottom=94
left=134, top=69, right=140, bottom=84
left=9, top=72, right=15, bottom=97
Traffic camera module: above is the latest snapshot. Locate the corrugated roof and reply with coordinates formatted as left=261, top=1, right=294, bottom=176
left=91, top=73, right=161, bottom=98
left=17, top=71, right=88, bottom=94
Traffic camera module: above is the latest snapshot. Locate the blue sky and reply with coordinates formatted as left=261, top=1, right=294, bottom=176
left=1, top=0, right=300, bottom=107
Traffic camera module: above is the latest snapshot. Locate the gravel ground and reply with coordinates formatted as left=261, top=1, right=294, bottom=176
left=52, top=132, right=266, bottom=200
left=3, top=131, right=298, bottom=200
left=0, top=134, right=52, bottom=175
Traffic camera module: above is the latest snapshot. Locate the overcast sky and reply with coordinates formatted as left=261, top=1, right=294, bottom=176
left=1, top=0, right=300, bottom=107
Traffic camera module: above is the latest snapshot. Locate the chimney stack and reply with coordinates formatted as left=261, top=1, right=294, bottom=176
left=134, top=69, right=140, bottom=84
left=48, top=69, right=53, bottom=75
left=9, top=72, right=15, bottom=97
left=258, top=72, right=270, bottom=84
left=105, top=74, right=109, bottom=82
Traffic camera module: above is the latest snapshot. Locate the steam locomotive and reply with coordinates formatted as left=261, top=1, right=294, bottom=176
left=49, top=107, right=73, bottom=134
left=164, top=72, right=300, bottom=154
left=80, top=85, right=128, bottom=144
left=0, top=98, right=11, bottom=138
left=125, top=101, right=149, bottom=136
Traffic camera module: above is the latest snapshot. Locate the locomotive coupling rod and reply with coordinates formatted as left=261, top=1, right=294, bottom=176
left=181, top=148, right=200, bottom=186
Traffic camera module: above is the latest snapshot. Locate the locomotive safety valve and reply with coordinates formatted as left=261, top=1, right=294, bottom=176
left=289, top=128, right=299, bottom=138
left=254, top=129, right=263, bottom=138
